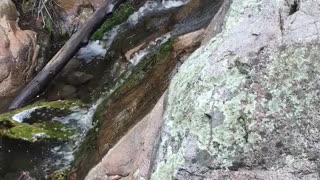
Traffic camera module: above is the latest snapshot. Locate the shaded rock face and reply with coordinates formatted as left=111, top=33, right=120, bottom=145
left=0, top=0, right=38, bottom=112
left=85, top=93, right=167, bottom=180
left=151, top=0, right=320, bottom=179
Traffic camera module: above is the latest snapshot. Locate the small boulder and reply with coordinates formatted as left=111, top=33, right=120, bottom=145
left=61, top=85, right=78, bottom=98
left=67, top=71, right=94, bottom=86
left=47, top=83, right=78, bottom=101
left=173, top=29, right=205, bottom=52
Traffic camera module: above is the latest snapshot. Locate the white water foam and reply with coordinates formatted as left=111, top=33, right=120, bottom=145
left=12, top=107, right=40, bottom=123
left=108, top=4, right=115, bottom=12
left=76, top=41, right=107, bottom=63
left=128, top=0, right=189, bottom=25
left=129, top=50, right=149, bottom=65
left=162, top=0, right=187, bottom=8
left=128, top=33, right=171, bottom=65
left=103, top=25, right=120, bottom=52
left=48, top=98, right=104, bottom=169
left=128, top=1, right=159, bottom=25
left=76, top=25, right=120, bottom=63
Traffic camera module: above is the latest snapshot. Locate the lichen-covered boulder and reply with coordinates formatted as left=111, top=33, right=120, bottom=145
left=151, top=0, right=320, bottom=179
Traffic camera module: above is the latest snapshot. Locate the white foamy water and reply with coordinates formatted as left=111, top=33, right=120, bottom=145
left=129, top=50, right=149, bottom=65
left=128, top=0, right=189, bottom=25
left=162, top=0, right=188, bottom=8
left=128, top=33, right=171, bottom=65
left=47, top=98, right=104, bottom=169
left=12, top=107, right=40, bottom=123
left=108, top=4, right=115, bottom=12
left=76, top=25, right=120, bottom=63
left=128, top=1, right=159, bottom=25
left=103, top=25, right=120, bottom=52
left=76, top=41, right=107, bottom=63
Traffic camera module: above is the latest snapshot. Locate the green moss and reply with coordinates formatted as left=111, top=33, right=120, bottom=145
left=45, top=16, right=54, bottom=33
left=92, top=4, right=135, bottom=40
left=1, top=121, right=76, bottom=142
left=30, top=100, right=88, bottom=110
left=0, top=100, right=85, bottom=142
left=50, top=169, right=70, bottom=180
left=0, top=100, right=87, bottom=122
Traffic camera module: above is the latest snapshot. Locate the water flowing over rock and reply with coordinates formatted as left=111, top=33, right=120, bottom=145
left=68, top=0, right=223, bottom=178
left=0, top=0, right=38, bottom=112
left=85, top=93, right=167, bottom=180
left=151, top=0, right=320, bottom=179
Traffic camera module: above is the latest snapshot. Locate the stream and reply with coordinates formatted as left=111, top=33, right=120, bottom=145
left=0, top=0, right=222, bottom=179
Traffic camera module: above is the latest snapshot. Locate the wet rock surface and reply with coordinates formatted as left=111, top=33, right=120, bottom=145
left=85, top=93, right=167, bottom=180
left=62, top=0, right=224, bottom=179
left=151, top=0, right=320, bottom=179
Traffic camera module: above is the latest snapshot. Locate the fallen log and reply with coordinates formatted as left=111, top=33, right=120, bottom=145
left=9, top=0, right=126, bottom=110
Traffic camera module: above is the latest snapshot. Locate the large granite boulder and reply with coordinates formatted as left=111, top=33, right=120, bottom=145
left=0, top=0, right=38, bottom=111
left=151, top=0, right=320, bottom=179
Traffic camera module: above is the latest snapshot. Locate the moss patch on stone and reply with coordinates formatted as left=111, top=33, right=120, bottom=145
left=50, top=168, right=70, bottom=180
left=0, top=100, right=87, bottom=121
left=0, top=100, right=86, bottom=142
left=92, top=4, right=135, bottom=40
left=1, top=121, right=76, bottom=142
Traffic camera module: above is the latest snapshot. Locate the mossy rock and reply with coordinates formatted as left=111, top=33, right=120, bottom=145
left=1, top=121, right=76, bottom=142
left=0, top=100, right=87, bottom=142
left=92, top=3, right=135, bottom=40
left=50, top=168, right=69, bottom=180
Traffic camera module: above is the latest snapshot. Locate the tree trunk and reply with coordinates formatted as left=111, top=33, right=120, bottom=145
left=9, top=0, right=126, bottom=110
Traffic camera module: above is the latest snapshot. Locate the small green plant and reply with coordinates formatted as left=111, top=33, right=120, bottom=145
left=45, top=16, right=54, bottom=32
left=92, top=4, right=135, bottom=40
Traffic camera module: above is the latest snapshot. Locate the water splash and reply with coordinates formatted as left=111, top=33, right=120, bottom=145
left=12, top=107, right=39, bottom=123
left=128, top=33, right=171, bottom=65
left=76, top=41, right=107, bottom=63
left=128, top=0, right=189, bottom=25
left=47, top=99, right=103, bottom=170
left=162, top=0, right=188, bottom=8
left=103, top=25, right=121, bottom=53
